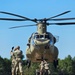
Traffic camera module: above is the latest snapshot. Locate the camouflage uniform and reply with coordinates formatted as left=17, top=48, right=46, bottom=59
left=10, top=49, right=16, bottom=75
left=44, top=61, right=50, bottom=75
left=39, top=60, right=45, bottom=75
left=39, top=60, right=50, bottom=75
left=10, top=46, right=24, bottom=75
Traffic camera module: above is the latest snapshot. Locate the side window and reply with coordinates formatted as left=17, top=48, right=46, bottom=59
left=39, top=35, right=43, bottom=38
left=54, top=37, right=56, bottom=44
left=33, top=34, right=39, bottom=39
left=45, top=34, right=50, bottom=39
left=36, top=35, right=39, bottom=39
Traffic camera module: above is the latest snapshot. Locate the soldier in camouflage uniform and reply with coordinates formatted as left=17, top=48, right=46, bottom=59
left=39, top=60, right=50, bottom=75
left=39, top=60, right=45, bottom=75
left=10, top=47, right=16, bottom=75
left=10, top=46, right=24, bottom=75
left=44, top=60, right=50, bottom=75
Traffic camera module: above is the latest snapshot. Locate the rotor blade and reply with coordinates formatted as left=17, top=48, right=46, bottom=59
left=47, top=10, right=71, bottom=20
left=38, top=17, right=75, bottom=21
left=9, top=24, right=36, bottom=29
left=0, top=18, right=75, bottom=21
left=0, top=18, right=26, bottom=21
left=49, top=18, right=75, bottom=21
left=48, top=22, right=75, bottom=25
left=0, top=11, right=36, bottom=22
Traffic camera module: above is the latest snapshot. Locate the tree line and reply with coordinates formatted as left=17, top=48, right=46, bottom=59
left=0, top=55, right=75, bottom=75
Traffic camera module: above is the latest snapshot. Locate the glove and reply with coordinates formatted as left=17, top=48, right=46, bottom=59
left=12, top=46, right=14, bottom=50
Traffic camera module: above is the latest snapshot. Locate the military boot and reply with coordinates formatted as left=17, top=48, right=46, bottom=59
left=12, top=73, right=15, bottom=75
left=20, top=72, right=23, bottom=75
left=12, top=71, right=15, bottom=75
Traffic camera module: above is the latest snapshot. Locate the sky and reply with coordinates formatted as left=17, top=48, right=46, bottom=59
left=0, top=0, right=75, bottom=60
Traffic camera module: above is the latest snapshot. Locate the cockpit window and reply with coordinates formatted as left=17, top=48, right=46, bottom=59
left=39, top=35, right=44, bottom=38
left=33, top=34, right=50, bottom=39
left=33, top=34, right=40, bottom=39
left=35, top=35, right=39, bottom=38
left=45, top=35, right=50, bottom=39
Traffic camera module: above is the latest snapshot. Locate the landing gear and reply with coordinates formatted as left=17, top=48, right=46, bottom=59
left=53, top=59, right=58, bottom=68
left=25, top=59, right=31, bottom=68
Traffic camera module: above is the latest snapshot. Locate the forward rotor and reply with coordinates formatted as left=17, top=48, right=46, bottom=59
left=0, top=10, right=75, bottom=29
left=0, top=10, right=72, bottom=22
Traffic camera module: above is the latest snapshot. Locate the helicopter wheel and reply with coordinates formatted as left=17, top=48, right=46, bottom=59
left=25, top=59, right=31, bottom=68
left=53, top=59, right=58, bottom=68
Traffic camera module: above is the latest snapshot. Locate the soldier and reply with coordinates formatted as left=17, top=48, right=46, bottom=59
left=10, top=46, right=16, bottom=75
left=44, top=60, right=50, bottom=75
left=39, top=60, right=50, bottom=75
left=39, top=60, right=45, bottom=75
left=10, top=46, right=24, bottom=75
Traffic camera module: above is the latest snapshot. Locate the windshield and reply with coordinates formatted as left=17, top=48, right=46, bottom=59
left=33, top=34, right=50, bottom=39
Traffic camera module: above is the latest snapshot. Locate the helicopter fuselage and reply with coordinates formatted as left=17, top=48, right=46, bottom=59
left=26, top=32, right=58, bottom=62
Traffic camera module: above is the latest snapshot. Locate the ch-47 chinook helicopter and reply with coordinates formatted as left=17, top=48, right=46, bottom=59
left=0, top=10, right=75, bottom=67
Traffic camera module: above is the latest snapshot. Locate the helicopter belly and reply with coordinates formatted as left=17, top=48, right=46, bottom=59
left=26, top=45, right=58, bottom=62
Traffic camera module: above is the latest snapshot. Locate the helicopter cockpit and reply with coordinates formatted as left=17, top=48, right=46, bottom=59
left=30, top=32, right=54, bottom=46
left=33, top=33, right=50, bottom=40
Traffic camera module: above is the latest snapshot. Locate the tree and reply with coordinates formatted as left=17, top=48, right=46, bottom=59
left=0, top=56, right=11, bottom=75
left=58, top=55, right=74, bottom=74
left=72, top=56, right=75, bottom=74
left=0, top=55, right=75, bottom=75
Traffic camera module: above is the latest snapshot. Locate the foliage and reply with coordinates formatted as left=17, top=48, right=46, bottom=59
left=0, top=55, right=75, bottom=75
left=0, top=56, right=11, bottom=75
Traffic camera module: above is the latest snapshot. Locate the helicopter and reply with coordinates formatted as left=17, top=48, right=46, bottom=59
left=0, top=10, right=75, bottom=68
